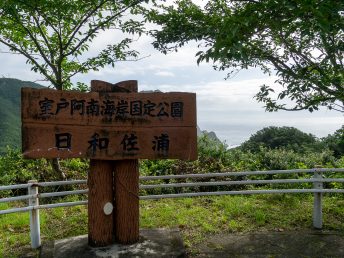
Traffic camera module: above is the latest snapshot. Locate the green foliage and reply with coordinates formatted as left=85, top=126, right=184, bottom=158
left=240, top=126, right=319, bottom=153
left=0, top=0, right=146, bottom=90
left=0, top=201, right=87, bottom=257
left=140, top=159, right=177, bottom=177
left=140, top=134, right=231, bottom=176
left=0, top=147, right=48, bottom=187
left=61, top=158, right=89, bottom=179
left=0, top=78, right=44, bottom=154
left=148, top=0, right=344, bottom=112
left=0, top=147, right=88, bottom=197
left=224, top=147, right=338, bottom=172
left=0, top=97, right=20, bottom=153
left=141, top=130, right=342, bottom=179
left=197, top=134, right=231, bottom=171
left=322, top=125, right=344, bottom=158
left=140, top=135, right=235, bottom=195
left=0, top=202, right=34, bottom=258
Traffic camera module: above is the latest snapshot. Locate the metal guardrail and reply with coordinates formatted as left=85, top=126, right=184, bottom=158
left=0, top=168, right=344, bottom=249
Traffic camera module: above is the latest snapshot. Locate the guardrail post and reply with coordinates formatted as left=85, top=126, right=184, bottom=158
left=312, top=168, right=323, bottom=229
left=28, top=180, right=41, bottom=248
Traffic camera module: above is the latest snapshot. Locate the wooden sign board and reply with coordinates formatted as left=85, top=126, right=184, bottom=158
left=22, top=88, right=197, bottom=160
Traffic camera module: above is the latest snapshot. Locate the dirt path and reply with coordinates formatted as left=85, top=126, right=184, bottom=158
left=191, top=230, right=344, bottom=257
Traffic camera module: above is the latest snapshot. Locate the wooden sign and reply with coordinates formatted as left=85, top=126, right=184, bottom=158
left=22, top=88, right=197, bottom=160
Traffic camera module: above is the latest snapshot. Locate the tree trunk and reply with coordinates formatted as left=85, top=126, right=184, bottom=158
left=50, top=82, right=65, bottom=180
left=50, top=158, right=66, bottom=180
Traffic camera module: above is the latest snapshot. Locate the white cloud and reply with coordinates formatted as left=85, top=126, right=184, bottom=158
left=154, top=71, right=175, bottom=77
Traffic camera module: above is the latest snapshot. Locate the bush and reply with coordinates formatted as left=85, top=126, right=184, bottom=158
left=0, top=147, right=89, bottom=197
left=240, top=126, right=320, bottom=153
left=0, top=147, right=48, bottom=186
left=139, top=135, right=235, bottom=195
left=140, top=135, right=232, bottom=177
left=322, top=126, right=344, bottom=158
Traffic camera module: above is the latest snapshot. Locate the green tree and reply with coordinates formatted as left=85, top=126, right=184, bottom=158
left=0, top=0, right=145, bottom=90
left=322, top=125, right=344, bottom=157
left=0, top=0, right=146, bottom=179
left=148, top=0, right=344, bottom=112
left=240, top=126, right=318, bottom=153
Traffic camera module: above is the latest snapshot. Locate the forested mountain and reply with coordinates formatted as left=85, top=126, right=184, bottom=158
left=0, top=78, right=44, bottom=153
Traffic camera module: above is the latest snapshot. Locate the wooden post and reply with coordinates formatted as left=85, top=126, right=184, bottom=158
left=89, top=80, right=140, bottom=245
left=108, top=80, right=140, bottom=244
left=114, top=160, right=139, bottom=244
left=88, top=160, right=114, bottom=246
left=88, top=81, right=115, bottom=247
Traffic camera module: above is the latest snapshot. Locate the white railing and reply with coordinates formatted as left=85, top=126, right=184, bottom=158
left=1, top=168, right=344, bottom=249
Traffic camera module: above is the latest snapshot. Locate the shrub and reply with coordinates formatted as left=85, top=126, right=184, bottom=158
left=0, top=147, right=48, bottom=186
left=240, top=126, right=320, bottom=153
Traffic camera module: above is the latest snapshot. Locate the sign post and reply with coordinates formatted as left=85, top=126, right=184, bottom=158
left=90, top=80, right=140, bottom=245
left=88, top=159, right=114, bottom=246
left=21, top=80, right=197, bottom=247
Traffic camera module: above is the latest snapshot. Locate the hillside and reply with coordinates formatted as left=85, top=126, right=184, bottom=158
left=197, top=126, right=221, bottom=143
left=0, top=78, right=44, bottom=153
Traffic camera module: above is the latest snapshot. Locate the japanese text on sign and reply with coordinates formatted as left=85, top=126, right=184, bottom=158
left=39, top=98, right=184, bottom=119
left=22, top=88, right=195, bottom=127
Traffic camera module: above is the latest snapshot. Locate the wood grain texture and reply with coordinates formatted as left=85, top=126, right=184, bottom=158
left=114, top=159, right=139, bottom=244
left=88, top=80, right=140, bottom=246
left=88, top=159, right=114, bottom=246
left=91, top=80, right=138, bottom=93
left=106, top=81, right=140, bottom=244
left=88, top=80, right=119, bottom=247
left=22, top=124, right=197, bottom=160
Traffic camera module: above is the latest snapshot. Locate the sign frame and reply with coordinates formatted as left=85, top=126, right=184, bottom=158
left=22, top=87, right=197, bottom=160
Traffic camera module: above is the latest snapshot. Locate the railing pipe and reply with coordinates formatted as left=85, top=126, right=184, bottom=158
left=0, top=201, right=88, bottom=215
left=39, top=189, right=88, bottom=198
left=140, top=188, right=344, bottom=200
left=0, top=194, right=36, bottom=203
left=0, top=183, right=29, bottom=191
left=37, top=180, right=87, bottom=187
left=140, top=178, right=344, bottom=189
left=38, top=201, right=88, bottom=209
left=140, top=168, right=344, bottom=181
left=0, top=206, right=34, bottom=215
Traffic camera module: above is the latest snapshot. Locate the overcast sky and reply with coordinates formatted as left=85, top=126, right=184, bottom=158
left=0, top=31, right=342, bottom=146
